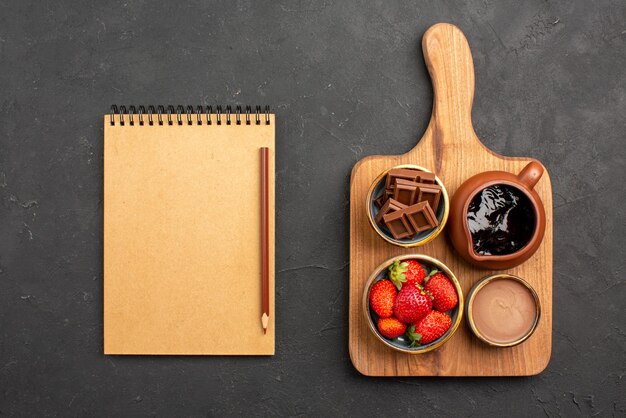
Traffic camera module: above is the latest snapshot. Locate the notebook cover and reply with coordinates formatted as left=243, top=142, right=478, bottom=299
left=103, top=114, right=275, bottom=355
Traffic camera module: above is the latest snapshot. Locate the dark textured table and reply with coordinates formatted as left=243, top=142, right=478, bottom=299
left=1, top=1, right=624, bottom=416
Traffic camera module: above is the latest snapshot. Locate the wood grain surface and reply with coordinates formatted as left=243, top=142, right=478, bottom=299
left=349, top=23, right=552, bottom=376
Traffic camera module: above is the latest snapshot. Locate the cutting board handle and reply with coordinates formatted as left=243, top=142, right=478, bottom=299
left=422, top=23, right=475, bottom=137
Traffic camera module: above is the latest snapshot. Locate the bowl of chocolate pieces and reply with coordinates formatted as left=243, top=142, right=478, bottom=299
left=366, top=165, right=449, bottom=247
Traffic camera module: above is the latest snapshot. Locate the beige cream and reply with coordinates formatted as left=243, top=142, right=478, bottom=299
left=471, top=278, right=537, bottom=344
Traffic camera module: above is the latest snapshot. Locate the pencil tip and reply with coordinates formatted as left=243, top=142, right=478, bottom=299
left=263, top=328, right=267, bottom=335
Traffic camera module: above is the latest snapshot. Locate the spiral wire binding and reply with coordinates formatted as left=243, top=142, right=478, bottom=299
left=110, top=105, right=271, bottom=126
left=216, top=106, right=222, bottom=125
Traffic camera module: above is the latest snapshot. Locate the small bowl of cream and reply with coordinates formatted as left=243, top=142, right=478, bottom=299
left=466, top=274, right=540, bottom=347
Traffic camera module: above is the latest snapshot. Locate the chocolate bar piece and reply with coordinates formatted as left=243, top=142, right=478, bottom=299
left=374, top=194, right=385, bottom=209
left=416, top=171, right=436, bottom=184
left=393, top=179, right=420, bottom=206
left=385, top=169, right=420, bottom=190
left=415, top=183, right=442, bottom=212
left=383, top=210, right=415, bottom=239
left=404, top=201, right=439, bottom=233
left=375, top=198, right=407, bottom=224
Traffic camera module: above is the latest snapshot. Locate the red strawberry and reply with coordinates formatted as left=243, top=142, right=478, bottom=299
left=423, top=270, right=458, bottom=312
left=369, top=280, right=397, bottom=318
left=377, top=317, right=407, bottom=339
left=393, top=283, right=432, bottom=323
left=404, top=260, right=426, bottom=286
left=407, top=311, right=452, bottom=346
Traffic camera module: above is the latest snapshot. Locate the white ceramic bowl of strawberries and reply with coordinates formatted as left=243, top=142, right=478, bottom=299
left=362, top=254, right=464, bottom=354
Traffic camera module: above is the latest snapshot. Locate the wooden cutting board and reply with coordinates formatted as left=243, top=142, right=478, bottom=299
left=349, top=23, right=552, bottom=376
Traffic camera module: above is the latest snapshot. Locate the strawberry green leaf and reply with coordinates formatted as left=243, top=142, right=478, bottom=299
left=406, top=325, right=422, bottom=347
left=390, top=273, right=406, bottom=290
left=388, top=260, right=408, bottom=290
left=424, top=269, right=440, bottom=283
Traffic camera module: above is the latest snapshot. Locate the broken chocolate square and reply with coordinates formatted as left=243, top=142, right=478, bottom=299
left=415, top=171, right=436, bottom=184
left=393, top=179, right=420, bottom=206
left=383, top=210, right=415, bottom=239
left=415, top=183, right=442, bottom=212
left=374, top=194, right=385, bottom=209
left=385, top=168, right=421, bottom=190
left=404, top=201, right=439, bottom=233
left=374, top=198, right=407, bottom=225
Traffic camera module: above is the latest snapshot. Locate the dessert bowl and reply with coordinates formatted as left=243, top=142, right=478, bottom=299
left=366, top=165, right=449, bottom=248
left=362, top=254, right=463, bottom=354
left=466, top=274, right=541, bottom=347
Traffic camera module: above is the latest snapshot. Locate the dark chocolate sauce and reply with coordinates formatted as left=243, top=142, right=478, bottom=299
left=466, top=185, right=535, bottom=256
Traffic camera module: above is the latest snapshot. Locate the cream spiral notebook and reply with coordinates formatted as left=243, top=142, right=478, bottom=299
left=104, top=105, right=275, bottom=355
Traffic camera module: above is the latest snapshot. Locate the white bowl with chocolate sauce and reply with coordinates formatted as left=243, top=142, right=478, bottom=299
left=466, top=274, right=541, bottom=347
